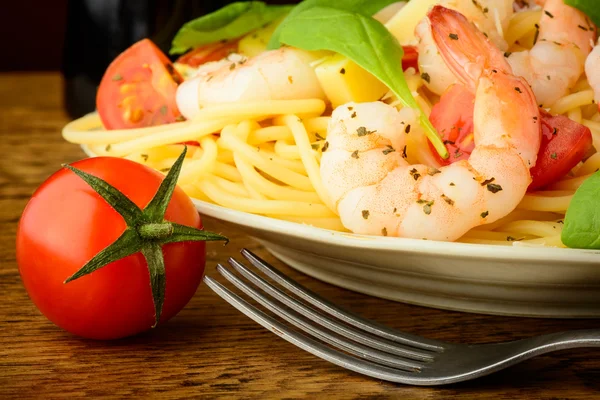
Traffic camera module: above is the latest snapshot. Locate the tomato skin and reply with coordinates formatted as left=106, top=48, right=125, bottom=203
left=428, top=84, right=476, bottom=165
left=97, top=39, right=184, bottom=130
left=17, top=157, right=205, bottom=340
left=529, top=110, right=593, bottom=190
left=402, top=46, right=419, bottom=71
left=176, top=41, right=239, bottom=67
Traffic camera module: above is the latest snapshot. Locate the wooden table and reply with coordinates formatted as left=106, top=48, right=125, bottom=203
left=1, top=73, right=599, bottom=399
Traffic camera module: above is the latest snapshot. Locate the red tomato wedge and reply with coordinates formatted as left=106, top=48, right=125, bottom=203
left=529, top=110, right=593, bottom=190
left=96, top=39, right=184, bottom=130
left=176, top=41, right=239, bottom=67
left=401, top=46, right=419, bottom=71
left=427, top=85, right=593, bottom=190
left=428, top=84, right=475, bottom=164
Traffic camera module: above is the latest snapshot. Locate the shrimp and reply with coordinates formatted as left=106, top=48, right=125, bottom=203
left=585, top=39, right=600, bottom=107
left=176, top=47, right=326, bottom=120
left=506, top=0, right=596, bottom=107
left=320, top=6, right=541, bottom=241
left=415, top=0, right=514, bottom=95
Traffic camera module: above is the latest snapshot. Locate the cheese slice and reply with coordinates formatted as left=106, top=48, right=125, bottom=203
left=385, top=0, right=439, bottom=45
left=314, top=54, right=388, bottom=108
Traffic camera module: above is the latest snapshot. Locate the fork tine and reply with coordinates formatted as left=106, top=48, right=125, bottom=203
left=216, top=263, right=423, bottom=371
left=228, top=257, right=435, bottom=362
left=203, top=275, right=429, bottom=385
left=240, top=248, right=444, bottom=352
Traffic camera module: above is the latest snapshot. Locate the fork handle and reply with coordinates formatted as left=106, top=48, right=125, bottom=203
left=522, top=329, right=600, bottom=354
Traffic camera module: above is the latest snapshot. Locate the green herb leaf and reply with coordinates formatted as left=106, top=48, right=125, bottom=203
left=564, top=0, right=600, bottom=27
left=278, top=6, right=448, bottom=159
left=267, top=0, right=397, bottom=50
left=561, top=171, right=600, bottom=249
left=170, top=1, right=293, bottom=55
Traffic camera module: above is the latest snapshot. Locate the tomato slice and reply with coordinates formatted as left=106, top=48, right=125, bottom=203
left=176, top=41, right=239, bottom=67
left=428, top=84, right=475, bottom=165
left=427, top=85, right=593, bottom=190
left=402, top=46, right=419, bottom=71
left=529, top=110, right=593, bottom=190
left=96, top=39, right=184, bottom=130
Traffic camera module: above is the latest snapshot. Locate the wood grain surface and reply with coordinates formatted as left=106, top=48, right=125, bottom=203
left=1, top=73, right=600, bottom=399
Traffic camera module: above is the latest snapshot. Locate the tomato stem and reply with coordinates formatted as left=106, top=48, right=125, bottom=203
left=138, top=222, right=174, bottom=240
left=62, top=147, right=228, bottom=328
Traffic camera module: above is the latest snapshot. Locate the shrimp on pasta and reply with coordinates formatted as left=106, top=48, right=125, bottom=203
left=320, top=6, right=541, bottom=241
left=585, top=38, right=600, bottom=108
left=176, top=47, right=326, bottom=120
left=506, top=0, right=596, bottom=107
left=415, top=0, right=514, bottom=95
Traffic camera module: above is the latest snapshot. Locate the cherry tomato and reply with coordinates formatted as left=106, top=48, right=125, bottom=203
left=17, top=157, right=205, bottom=339
left=427, top=85, right=593, bottom=189
left=529, top=110, right=593, bottom=190
left=96, top=39, right=184, bottom=130
left=176, top=41, right=239, bottom=67
left=401, top=46, right=419, bottom=71
left=428, top=84, right=475, bottom=165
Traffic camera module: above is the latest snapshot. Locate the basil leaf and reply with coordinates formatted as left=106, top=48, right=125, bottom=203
left=278, top=6, right=448, bottom=158
left=267, top=0, right=398, bottom=50
left=170, top=1, right=293, bottom=55
left=562, top=171, right=600, bottom=249
left=564, top=0, right=600, bottom=27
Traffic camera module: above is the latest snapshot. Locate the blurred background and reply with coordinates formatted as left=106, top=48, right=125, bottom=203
left=0, top=0, right=292, bottom=118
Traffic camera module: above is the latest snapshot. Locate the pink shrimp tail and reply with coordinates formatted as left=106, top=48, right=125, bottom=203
left=427, top=6, right=511, bottom=92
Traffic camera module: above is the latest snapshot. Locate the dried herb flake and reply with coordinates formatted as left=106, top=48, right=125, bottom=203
left=382, top=145, right=395, bottom=155
left=487, top=183, right=503, bottom=193
left=409, top=168, right=421, bottom=180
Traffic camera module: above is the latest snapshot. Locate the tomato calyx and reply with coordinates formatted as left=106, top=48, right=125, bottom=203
left=62, top=148, right=228, bottom=326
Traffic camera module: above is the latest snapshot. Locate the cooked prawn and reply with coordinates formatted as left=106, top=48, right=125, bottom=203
left=506, top=0, right=596, bottom=107
left=415, top=0, right=514, bottom=95
left=320, top=6, right=541, bottom=241
left=176, top=47, right=326, bottom=120
left=585, top=38, right=600, bottom=108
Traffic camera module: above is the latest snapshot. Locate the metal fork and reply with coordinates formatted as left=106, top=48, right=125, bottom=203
left=204, top=249, right=600, bottom=385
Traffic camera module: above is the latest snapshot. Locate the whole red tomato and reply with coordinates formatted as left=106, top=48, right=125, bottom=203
left=17, top=157, right=206, bottom=339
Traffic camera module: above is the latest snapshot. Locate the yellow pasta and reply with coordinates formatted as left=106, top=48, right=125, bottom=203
left=178, top=136, right=218, bottom=185
left=505, top=9, right=542, bottom=48
left=517, top=194, right=573, bottom=212
left=550, top=90, right=594, bottom=115
left=191, top=99, right=326, bottom=121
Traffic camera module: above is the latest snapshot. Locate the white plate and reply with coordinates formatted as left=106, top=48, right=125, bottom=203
left=81, top=145, right=600, bottom=317
left=191, top=199, right=600, bottom=318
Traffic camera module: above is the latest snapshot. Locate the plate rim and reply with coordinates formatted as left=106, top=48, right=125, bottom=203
left=192, top=199, right=600, bottom=264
